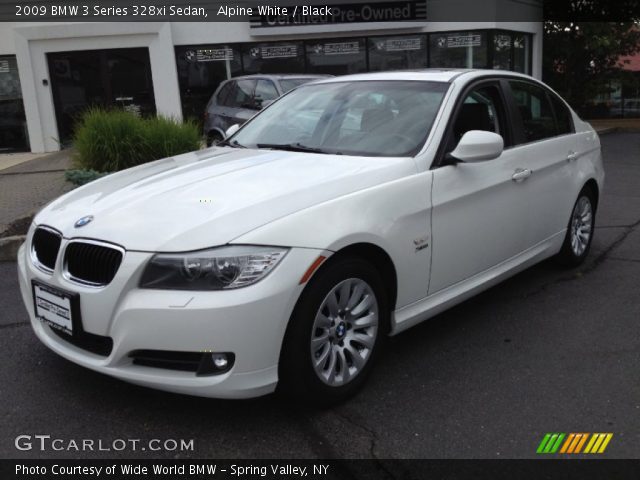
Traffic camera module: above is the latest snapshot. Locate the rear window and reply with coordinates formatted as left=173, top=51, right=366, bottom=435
left=509, top=81, right=557, bottom=143
left=549, top=93, right=574, bottom=135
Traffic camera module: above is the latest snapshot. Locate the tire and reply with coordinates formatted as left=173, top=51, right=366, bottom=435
left=278, top=256, right=389, bottom=406
left=206, top=131, right=223, bottom=147
left=555, top=187, right=597, bottom=267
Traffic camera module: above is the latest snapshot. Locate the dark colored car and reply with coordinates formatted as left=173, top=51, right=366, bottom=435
left=203, top=74, right=330, bottom=146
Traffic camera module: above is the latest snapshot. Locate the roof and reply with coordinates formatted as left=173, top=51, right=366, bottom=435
left=233, top=74, right=332, bottom=80
left=315, top=68, right=534, bottom=84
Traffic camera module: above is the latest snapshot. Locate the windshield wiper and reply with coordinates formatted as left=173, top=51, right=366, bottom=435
left=217, top=139, right=246, bottom=148
left=255, top=143, right=329, bottom=154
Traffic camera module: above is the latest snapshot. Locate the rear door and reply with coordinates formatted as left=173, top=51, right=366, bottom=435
left=504, top=80, right=579, bottom=246
left=429, top=80, right=531, bottom=294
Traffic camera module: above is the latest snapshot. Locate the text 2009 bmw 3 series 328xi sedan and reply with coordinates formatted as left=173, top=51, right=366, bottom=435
left=17, top=70, right=604, bottom=404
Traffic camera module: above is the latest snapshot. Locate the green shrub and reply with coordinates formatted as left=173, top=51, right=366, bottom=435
left=65, top=169, right=108, bottom=186
left=73, top=108, right=201, bottom=172
left=143, top=115, right=202, bottom=162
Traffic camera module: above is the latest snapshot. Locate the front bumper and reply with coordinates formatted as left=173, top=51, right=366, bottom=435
left=18, top=238, right=324, bottom=399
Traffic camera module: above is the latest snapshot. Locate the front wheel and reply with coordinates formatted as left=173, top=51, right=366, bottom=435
left=556, top=188, right=596, bottom=267
left=278, top=257, right=388, bottom=405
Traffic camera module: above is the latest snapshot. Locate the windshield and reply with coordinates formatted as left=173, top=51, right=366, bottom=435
left=231, top=80, right=449, bottom=157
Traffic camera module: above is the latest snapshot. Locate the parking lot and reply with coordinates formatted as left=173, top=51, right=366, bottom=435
left=1, top=132, right=639, bottom=460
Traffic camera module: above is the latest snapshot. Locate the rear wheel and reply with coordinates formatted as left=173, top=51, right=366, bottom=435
left=556, top=187, right=596, bottom=267
left=278, top=256, right=388, bottom=405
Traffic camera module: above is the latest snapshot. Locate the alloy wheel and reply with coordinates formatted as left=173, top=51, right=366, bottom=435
left=570, top=196, right=593, bottom=257
left=310, top=278, right=379, bottom=387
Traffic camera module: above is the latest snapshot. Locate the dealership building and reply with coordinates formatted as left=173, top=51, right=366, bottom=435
left=0, top=0, right=542, bottom=153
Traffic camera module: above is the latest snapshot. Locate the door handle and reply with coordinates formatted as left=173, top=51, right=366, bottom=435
left=567, top=151, right=578, bottom=162
left=512, top=168, right=532, bottom=182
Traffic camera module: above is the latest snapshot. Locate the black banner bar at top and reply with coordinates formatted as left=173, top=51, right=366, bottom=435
left=2, top=0, right=639, bottom=24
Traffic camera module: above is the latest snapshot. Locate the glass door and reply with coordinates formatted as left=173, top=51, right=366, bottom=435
left=47, top=47, right=155, bottom=145
left=0, top=55, right=29, bottom=152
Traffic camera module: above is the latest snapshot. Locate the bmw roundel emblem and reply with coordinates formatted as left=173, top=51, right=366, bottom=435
left=74, top=215, right=94, bottom=228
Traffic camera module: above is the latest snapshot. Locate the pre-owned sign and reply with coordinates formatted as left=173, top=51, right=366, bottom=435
left=250, top=1, right=427, bottom=28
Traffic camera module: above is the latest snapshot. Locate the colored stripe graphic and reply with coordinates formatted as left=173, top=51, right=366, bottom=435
left=537, top=434, right=552, bottom=453
left=574, top=433, right=589, bottom=453
left=584, top=433, right=614, bottom=454
left=537, top=433, right=565, bottom=454
left=538, top=433, right=613, bottom=454
left=559, top=433, right=575, bottom=454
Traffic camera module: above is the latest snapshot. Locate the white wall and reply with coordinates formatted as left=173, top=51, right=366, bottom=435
left=12, top=22, right=182, bottom=152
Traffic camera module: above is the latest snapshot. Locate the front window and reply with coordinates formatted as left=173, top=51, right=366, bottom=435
left=230, top=81, right=449, bottom=157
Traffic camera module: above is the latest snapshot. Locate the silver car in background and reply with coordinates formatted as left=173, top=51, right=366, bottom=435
left=204, top=74, right=330, bottom=146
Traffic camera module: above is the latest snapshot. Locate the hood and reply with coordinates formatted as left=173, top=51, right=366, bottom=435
left=37, top=147, right=415, bottom=251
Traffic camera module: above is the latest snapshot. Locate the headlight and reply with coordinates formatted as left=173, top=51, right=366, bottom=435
left=140, top=245, right=288, bottom=290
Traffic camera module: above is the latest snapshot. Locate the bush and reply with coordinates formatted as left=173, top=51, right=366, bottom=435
left=65, top=169, right=108, bottom=186
left=73, top=108, right=201, bottom=172
left=143, top=115, right=202, bottom=162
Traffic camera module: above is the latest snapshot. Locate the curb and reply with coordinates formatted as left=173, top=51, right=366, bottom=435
left=0, top=235, right=25, bottom=262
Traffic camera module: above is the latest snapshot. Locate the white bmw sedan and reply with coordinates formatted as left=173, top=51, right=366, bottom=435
left=18, top=70, right=603, bottom=403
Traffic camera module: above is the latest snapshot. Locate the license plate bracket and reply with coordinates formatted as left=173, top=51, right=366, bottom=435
left=31, top=280, right=80, bottom=336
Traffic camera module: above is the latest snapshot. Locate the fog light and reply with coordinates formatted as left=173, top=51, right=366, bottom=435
left=196, top=352, right=235, bottom=376
left=212, top=354, right=228, bottom=368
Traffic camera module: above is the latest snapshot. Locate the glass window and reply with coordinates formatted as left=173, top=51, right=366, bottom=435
left=175, top=45, right=242, bottom=122
left=368, top=35, right=427, bottom=71
left=255, top=79, right=279, bottom=105
left=493, top=33, right=512, bottom=70
left=231, top=80, right=449, bottom=157
left=549, top=93, right=574, bottom=135
left=513, top=34, right=531, bottom=74
left=214, top=81, right=234, bottom=106
left=229, top=79, right=256, bottom=108
left=306, top=38, right=367, bottom=76
left=0, top=55, right=29, bottom=152
left=445, top=84, right=508, bottom=154
left=429, top=31, right=488, bottom=68
left=510, top=81, right=556, bottom=143
left=242, top=42, right=305, bottom=75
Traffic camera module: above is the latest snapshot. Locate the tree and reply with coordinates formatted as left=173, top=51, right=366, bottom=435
left=543, top=22, right=640, bottom=115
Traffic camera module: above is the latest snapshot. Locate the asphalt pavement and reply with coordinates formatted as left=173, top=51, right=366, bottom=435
left=1, top=133, right=639, bottom=460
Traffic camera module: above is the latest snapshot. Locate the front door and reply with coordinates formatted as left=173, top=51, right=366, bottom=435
left=429, top=81, right=531, bottom=294
left=47, top=47, right=155, bottom=145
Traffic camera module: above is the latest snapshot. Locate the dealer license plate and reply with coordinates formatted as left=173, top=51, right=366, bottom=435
left=32, top=281, right=75, bottom=335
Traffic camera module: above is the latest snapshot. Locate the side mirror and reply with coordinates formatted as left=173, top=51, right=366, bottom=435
left=449, top=130, right=504, bottom=163
left=224, top=124, right=240, bottom=138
